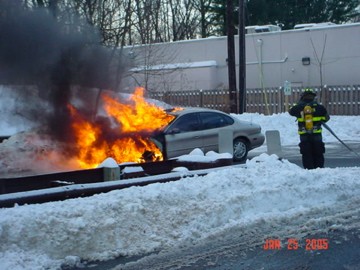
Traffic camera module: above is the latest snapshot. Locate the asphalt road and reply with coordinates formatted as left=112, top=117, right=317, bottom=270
left=101, top=228, right=360, bottom=270
left=66, top=141, right=360, bottom=270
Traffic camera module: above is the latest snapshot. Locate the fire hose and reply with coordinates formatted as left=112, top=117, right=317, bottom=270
left=322, top=122, right=360, bottom=160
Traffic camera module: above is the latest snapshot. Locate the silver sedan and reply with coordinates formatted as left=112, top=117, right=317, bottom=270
left=151, top=107, right=264, bottom=162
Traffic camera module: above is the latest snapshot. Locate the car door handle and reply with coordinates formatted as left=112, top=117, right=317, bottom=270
left=194, top=136, right=200, bottom=139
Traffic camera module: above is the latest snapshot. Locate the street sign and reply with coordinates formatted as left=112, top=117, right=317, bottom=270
left=284, top=80, right=292, bottom=96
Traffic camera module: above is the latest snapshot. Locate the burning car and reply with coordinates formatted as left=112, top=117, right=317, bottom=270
left=0, top=87, right=264, bottom=177
left=150, top=107, right=265, bottom=162
left=47, top=87, right=264, bottom=170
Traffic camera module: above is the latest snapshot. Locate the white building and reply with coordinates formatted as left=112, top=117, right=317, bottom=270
left=121, top=23, right=360, bottom=92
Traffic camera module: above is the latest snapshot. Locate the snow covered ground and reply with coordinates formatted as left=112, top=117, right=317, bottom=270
left=0, top=87, right=360, bottom=270
left=0, top=154, right=359, bottom=270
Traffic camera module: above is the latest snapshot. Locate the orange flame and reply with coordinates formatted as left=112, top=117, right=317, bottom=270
left=68, top=87, right=176, bottom=168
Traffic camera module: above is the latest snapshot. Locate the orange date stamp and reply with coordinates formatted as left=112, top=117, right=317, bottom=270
left=263, top=238, right=329, bottom=250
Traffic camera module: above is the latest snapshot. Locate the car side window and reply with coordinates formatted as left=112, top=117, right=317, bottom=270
left=167, top=113, right=200, bottom=133
left=200, top=112, right=234, bottom=130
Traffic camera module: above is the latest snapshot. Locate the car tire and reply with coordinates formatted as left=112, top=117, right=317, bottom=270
left=233, top=138, right=248, bottom=162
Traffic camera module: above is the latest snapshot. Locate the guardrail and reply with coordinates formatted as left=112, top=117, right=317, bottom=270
left=0, top=158, right=234, bottom=208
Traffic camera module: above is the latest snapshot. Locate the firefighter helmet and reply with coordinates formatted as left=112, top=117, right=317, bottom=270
left=301, top=88, right=316, bottom=97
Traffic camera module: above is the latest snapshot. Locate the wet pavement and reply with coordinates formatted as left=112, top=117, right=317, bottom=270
left=69, top=218, right=360, bottom=270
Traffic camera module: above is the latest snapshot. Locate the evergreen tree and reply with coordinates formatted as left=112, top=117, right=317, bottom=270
left=246, top=0, right=359, bottom=30
left=209, top=0, right=227, bottom=35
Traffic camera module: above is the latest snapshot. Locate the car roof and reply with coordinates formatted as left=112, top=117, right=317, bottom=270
left=167, top=107, right=230, bottom=116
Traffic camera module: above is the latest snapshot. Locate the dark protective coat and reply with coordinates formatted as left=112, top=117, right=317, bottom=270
left=289, top=99, right=330, bottom=169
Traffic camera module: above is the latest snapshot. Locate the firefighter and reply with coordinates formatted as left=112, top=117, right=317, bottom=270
left=289, top=88, right=330, bottom=169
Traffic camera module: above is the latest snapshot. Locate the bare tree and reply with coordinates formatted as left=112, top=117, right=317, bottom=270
left=20, top=0, right=219, bottom=46
left=126, top=42, right=182, bottom=93
left=16, top=0, right=222, bottom=93
left=169, top=0, right=201, bottom=40
left=310, top=33, right=327, bottom=103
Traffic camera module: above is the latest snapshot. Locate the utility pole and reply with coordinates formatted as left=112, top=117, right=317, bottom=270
left=226, top=0, right=237, bottom=113
left=238, top=0, right=246, bottom=113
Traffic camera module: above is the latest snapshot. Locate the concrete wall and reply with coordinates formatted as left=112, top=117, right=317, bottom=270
left=121, top=23, right=360, bottom=92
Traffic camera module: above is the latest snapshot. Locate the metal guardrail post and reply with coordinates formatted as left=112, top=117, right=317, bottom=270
left=265, top=130, right=283, bottom=158
left=103, top=167, right=120, bottom=181
left=218, top=129, right=234, bottom=156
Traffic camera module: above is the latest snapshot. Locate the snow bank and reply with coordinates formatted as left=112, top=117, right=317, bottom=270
left=0, top=154, right=359, bottom=269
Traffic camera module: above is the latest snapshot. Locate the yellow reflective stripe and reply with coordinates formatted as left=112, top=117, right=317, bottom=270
left=313, top=116, right=326, bottom=121
left=298, top=129, right=322, bottom=134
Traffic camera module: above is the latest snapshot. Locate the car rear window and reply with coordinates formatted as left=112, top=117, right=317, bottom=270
left=200, top=112, right=234, bottom=130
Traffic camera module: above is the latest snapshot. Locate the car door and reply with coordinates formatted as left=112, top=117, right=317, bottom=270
left=200, top=112, right=234, bottom=153
left=164, top=112, right=204, bottom=158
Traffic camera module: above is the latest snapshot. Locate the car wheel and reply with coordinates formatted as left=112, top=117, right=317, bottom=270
left=233, top=138, right=248, bottom=162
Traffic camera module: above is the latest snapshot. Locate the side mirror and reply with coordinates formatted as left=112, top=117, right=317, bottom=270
left=166, top=128, right=181, bottom=135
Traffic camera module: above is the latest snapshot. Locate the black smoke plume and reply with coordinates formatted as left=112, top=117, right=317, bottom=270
left=0, top=0, right=125, bottom=145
